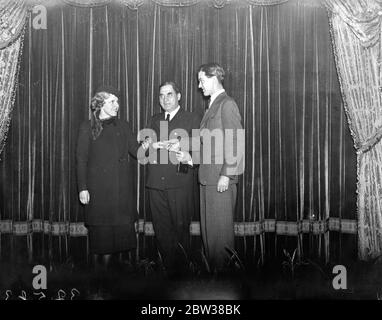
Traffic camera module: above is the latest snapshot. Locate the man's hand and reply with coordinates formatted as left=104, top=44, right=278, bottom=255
left=166, top=139, right=180, bottom=152
left=79, top=190, right=90, bottom=204
left=176, top=150, right=191, bottom=163
left=217, top=175, right=230, bottom=193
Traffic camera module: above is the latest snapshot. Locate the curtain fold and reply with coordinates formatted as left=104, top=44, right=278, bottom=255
left=0, top=0, right=357, bottom=264
left=327, top=0, right=382, bottom=260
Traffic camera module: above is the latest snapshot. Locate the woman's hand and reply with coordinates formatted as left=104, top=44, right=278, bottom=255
left=79, top=190, right=90, bottom=204
left=141, top=137, right=152, bottom=150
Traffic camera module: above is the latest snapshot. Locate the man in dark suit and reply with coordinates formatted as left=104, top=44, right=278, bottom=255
left=177, top=63, right=244, bottom=272
left=145, top=81, right=201, bottom=277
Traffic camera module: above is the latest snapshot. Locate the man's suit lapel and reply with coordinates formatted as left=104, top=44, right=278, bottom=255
left=171, top=107, right=184, bottom=125
left=200, top=92, right=227, bottom=129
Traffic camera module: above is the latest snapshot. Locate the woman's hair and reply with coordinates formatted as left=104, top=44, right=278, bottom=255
left=90, top=91, right=110, bottom=140
left=197, top=63, right=225, bottom=84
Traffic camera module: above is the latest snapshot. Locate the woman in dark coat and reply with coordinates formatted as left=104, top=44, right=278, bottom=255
left=76, top=86, right=142, bottom=271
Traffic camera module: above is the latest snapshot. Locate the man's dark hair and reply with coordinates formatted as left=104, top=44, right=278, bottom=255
left=159, top=81, right=181, bottom=94
left=198, top=63, right=225, bottom=84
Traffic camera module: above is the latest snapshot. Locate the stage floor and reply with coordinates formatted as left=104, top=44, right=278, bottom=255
left=0, top=255, right=381, bottom=300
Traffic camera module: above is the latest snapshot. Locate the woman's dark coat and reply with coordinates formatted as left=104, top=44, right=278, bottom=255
left=76, top=118, right=138, bottom=231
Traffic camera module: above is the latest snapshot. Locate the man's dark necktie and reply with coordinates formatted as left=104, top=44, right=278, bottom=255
left=166, top=113, right=170, bottom=121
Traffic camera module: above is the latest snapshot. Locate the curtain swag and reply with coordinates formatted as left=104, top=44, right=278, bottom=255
left=0, top=0, right=27, bottom=50
left=325, top=0, right=382, bottom=47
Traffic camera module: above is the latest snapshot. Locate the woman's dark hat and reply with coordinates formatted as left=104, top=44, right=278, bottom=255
left=94, top=85, right=120, bottom=98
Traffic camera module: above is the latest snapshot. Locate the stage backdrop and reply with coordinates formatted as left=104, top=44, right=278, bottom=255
left=0, top=0, right=357, bottom=266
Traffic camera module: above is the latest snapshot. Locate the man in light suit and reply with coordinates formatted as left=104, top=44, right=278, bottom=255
left=176, top=63, right=244, bottom=272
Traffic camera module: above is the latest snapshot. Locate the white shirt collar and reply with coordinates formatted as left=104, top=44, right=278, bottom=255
left=165, top=105, right=180, bottom=121
left=209, top=89, right=225, bottom=108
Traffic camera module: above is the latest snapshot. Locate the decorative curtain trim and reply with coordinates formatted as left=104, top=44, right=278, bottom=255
left=0, top=0, right=27, bottom=49
left=0, top=220, right=88, bottom=236
left=0, top=32, right=25, bottom=157
left=151, top=0, right=199, bottom=7
left=147, top=219, right=357, bottom=236
left=325, top=0, right=382, bottom=47
left=28, top=0, right=290, bottom=9
left=0, top=218, right=357, bottom=236
left=61, top=0, right=112, bottom=7
left=118, top=0, right=145, bottom=9
left=246, top=0, right=289, bottom=6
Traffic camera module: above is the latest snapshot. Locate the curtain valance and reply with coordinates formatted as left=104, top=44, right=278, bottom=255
left=28, top=0, right=291, bottom=10
left=0, top=0, right=293, bottom=46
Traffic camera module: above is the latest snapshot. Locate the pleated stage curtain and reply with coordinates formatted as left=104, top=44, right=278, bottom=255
left=0, top=0, right=357, bottom=265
